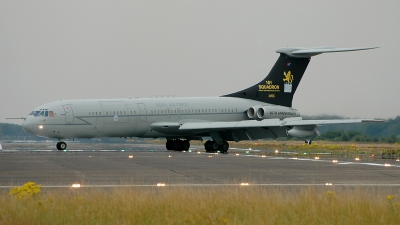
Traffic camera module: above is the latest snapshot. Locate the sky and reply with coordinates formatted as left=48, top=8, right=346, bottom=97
left=1, top=1, right=399, bottom=124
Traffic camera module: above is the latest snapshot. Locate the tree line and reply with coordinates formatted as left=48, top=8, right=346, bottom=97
left=1, top=115, right=399, bottom=142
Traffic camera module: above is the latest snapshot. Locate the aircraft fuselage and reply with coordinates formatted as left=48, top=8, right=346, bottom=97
left=21, top=97, right=299, bottom=141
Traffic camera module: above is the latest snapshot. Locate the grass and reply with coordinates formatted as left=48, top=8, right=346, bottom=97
left=2, top=185, right=400, bottom=224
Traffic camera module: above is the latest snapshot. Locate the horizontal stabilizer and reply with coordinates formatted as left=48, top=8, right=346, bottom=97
left=276, top=46, right=378, bottom=58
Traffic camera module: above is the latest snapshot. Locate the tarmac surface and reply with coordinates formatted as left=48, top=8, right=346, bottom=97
left=1, top=143, right=400, bottom=188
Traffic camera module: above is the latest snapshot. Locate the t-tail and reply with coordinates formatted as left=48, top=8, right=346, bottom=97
left=223, top=46, right=377, bottom=107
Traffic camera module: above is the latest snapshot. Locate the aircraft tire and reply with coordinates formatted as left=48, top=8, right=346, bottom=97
left=220, top=141, right=229, bottom=153
left=204, top=140, right=212, bottom=152
left=172, top=140, right=182, bottom=151
left=166, top=141, right=172, bottom=150
left=182, top=140, right=190, bottom=151
left=57, top=142, right=67, bottom=150
left=211, top=141, right=219, bottom=152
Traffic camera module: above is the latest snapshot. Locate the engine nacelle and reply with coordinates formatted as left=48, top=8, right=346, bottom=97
left=287, top=127, right=316, bottom=138
left=256, top=106, right=300, bottom=120
left=247, top=106, right=262, bottom=119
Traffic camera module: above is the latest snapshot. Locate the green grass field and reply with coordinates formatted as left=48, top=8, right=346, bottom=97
left=2, top=183, right=400, bottom=224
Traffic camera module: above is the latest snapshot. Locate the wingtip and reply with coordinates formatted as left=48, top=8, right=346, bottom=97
left=361, top=118, right=385, bottom=123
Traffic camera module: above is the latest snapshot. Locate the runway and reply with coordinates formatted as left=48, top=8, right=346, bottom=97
left=1, top=143, right=400, bottom=188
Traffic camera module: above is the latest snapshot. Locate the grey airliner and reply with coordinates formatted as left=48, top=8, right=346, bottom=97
left=20, top=46, right=381, bottom=152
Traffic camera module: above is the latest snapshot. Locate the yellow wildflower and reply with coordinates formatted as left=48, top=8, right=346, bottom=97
left=9, top=182, right=41, bottom=200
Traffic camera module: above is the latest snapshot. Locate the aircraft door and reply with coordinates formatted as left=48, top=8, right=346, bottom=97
left=137, top=103, right=147, bottom=121
left=63, top=105, right=74, bottom=123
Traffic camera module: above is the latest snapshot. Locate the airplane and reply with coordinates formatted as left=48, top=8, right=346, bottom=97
left=18, top=46, right=381, bottom=152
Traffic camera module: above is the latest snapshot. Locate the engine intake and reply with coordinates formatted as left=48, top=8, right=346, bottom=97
left=247, top=106, right=260, bottom=119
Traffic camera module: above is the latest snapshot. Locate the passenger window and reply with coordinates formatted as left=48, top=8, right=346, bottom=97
left=99, top=112, right=101, bottom=115
left=96, top=112, right=98, bottom=115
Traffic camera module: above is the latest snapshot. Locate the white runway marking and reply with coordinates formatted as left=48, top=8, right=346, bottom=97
left=2, top=183, right=400, bottom=188
left=236, top=153, right=400, bottom=168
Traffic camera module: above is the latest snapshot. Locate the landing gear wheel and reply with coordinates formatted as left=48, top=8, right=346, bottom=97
left=210, top=142, right=219, bottom=152
left=220, top=141, right=229, bottom=153
left=182, top=140, right=190, bottom=151
left=56, top=142, right=67, bottom=150
left=172, top=141, right=182, bottom=151
left=166, top=139, right=190, bottom=151
left=305, top=140, right=312, bottom=145
left=166, top=140, right=173, bottom=150
left=205, top=140, right=213, bottom=152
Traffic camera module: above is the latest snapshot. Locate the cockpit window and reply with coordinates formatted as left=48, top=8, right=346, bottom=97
left=30, top=110, right=55, bottom=117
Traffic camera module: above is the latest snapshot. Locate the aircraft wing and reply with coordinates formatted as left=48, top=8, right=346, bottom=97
left=179, top=118, right=383, bottom=131
left=179, top=119, right=282, bottom=130
left=176, top=118, right=383, bottom=141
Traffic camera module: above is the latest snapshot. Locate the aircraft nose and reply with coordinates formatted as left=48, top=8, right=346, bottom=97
left=21, top=119, right=34, bottom=134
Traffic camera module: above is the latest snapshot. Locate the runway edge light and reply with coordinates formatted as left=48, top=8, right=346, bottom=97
left=71, top=183, right=81, bottom=188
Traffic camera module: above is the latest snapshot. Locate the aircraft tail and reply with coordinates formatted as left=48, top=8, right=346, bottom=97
left=222, top=46, right=377, bottom=107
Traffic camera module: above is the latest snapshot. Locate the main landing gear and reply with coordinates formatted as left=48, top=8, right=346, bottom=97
left=305, top=140, right=312, bottom=145
left=166, top=139, right=190, bottom=151
left=204, top=140, right=229, bottom=153
left=56, top=141, right=67, bottom=150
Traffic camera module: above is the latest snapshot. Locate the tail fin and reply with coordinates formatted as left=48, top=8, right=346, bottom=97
left=223, top=46, right=377, bottom=107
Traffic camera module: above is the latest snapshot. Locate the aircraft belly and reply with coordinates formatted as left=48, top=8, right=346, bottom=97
left=102, top=121, right=128, bottom=137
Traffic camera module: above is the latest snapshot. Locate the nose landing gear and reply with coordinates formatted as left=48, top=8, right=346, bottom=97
left=56, top=141, right=67, bottom=150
